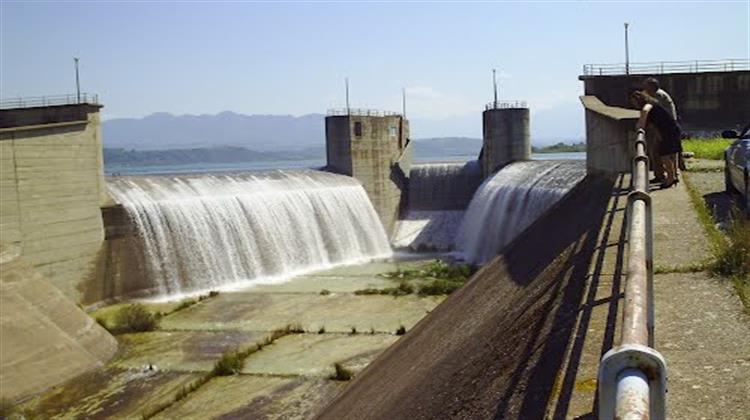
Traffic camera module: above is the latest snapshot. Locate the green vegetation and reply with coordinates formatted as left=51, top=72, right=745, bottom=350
left=113, top=304, right=159, bottom=333
left=531, top=141, right=586, bottom=154
left=683, top=173, right=750, bottom=313
left=395, top=325, right=406, bottom=336
left=330, top=363, right=354, bottom=381
left=319, top=289, right=331, bottom=296
left=682, top=138, right=732, bottom=160
left=318, top=326, right=326, bottom=334
left=357, top=260, right=476, bottom=297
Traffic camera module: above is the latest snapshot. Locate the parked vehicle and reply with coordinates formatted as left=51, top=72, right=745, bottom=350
left=723, top=124, right=750, bottom=216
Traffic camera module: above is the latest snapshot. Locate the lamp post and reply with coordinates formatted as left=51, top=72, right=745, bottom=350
left=492, top=68, right=498, bottom=108
left=74, top=57, right=81, bottom=103
left=624, top=23, right=630, bottom=75
left=345, top=77, right=350, bottom=115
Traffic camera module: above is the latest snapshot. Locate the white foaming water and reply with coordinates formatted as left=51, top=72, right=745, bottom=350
left=456, top=160, right=585, bottom=265
left=108, top=170, right=391, bottom=298
left=408, top=161, right=482, bottom=211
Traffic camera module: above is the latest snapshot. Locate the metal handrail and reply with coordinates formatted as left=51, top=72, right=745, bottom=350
left=327, top=108, right=401, bottom=117
left=598, top=128, right=667, bottom=420
left=0, top=93, right=100, bottom=110
left=583, top=58, right=749, bottom=76
left=485, top=100, right=527, bottom=111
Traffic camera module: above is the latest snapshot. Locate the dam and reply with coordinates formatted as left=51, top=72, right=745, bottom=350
left=2, top=61, right=749, bottom=420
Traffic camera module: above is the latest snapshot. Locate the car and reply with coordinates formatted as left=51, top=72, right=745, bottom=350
left=723, top=124, right=750, bottom=216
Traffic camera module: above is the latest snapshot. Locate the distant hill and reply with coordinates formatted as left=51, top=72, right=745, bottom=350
left=103, top=111, right=326, bottom=151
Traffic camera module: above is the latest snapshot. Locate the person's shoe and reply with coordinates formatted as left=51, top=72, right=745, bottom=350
left=660, top=180, right=677, bottom=189
left=650, top=177, right=665, bottom=184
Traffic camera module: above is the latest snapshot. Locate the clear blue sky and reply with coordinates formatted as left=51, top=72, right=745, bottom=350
left=2, top=1, right=748, bottom=141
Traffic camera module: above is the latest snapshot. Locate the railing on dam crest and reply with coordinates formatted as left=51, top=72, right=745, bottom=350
left=597, top=128, right=667, bottom=420
left=0, top=93, right=100, bottom=110
left=583, top=58, right=749, bottom=76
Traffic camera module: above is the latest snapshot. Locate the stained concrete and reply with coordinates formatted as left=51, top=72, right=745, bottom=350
left=0, top=246, right=117, bottom=402
left=152, top=376, right=344, bottom=420
left=13, top=257, right=442, bottom=418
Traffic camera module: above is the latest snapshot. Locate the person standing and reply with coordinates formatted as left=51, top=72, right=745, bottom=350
left=630, top=90, right=682, bottom=188
left=642, top=77, right=686, bottom=173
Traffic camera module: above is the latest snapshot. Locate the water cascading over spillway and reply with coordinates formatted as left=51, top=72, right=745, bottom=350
left=108, top=170, right=391, bottom=297
left=456, top=160, right=586, bottom=265
left=408, top=161, right=482, bottom=211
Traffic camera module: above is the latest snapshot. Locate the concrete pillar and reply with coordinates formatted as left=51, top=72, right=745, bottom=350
left=325, top=111, right=410, bottom=235
left=481, top=106, right=530, bottom=177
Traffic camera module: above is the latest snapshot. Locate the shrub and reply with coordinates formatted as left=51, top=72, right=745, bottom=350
left=213, top=350, right=245, bottom=376
left=712, top=215, right=750, bottom=278
left=114, top=303, right=158, bottom=333
left=330, top=363, right=353, bottom=381
left=319, top=289, right=331, bottom=295
left=174, top=298, right=197, bottom=311
left=418, top=279, right=465, bottom=296
left=350, top=327, right=357, bottom=335
left=395, top=325, right=406, bottom=335
left=318, top=326, right=326, bottom=334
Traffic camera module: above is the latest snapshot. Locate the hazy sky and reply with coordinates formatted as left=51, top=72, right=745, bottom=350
left=2, top=1, right=748, bottom=141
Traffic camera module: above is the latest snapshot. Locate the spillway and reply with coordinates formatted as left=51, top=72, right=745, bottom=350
left=456, top=160, right=586, bottom=264
left=107, top=170, right=391, bottom=297
left=408, top=161, right=482, bottom=211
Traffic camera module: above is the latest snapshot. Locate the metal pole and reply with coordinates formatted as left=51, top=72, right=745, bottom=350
left=492, top=68, right=498, bottom=108
left=402, top=87, right=406, bottom=117
left=74, top=57, right=81, bottom=103
left=624, top=23, right=630, bottom=75
left=345, top=77, right=350, bottom=115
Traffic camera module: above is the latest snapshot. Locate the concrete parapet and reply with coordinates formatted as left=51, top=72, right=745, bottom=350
left=579, top=70, right=750, bottom=134
left=580, top=96, right=639, bottom=174
left=482, top=107, right=530, bottom=177
left=325, top=113, right=411, bottom=235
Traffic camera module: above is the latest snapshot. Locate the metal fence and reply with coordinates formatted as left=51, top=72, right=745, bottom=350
left=583, top=58, right=749, bottom=76
left=598, top=128, right=668, bottom=419
left=485, top=100, right=527, bottom=111
left=327, top=108, right=401, bottom=117
left=0, top=93, right=100, bottom=110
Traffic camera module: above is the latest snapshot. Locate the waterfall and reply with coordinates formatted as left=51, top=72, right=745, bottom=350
left=408, top=161, right=482, bottom=211
left=456, top=160, right=585, bottom=265
left=107, top=170, right=391, bottom=297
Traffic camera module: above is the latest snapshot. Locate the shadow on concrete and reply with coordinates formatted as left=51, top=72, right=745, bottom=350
left=316, top=174, right=621, bottom=420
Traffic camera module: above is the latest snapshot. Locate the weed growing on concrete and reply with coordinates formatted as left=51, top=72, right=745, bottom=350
left=395, top=325, right=406, bottom=335
left=354, top=281, right=414, bottom=297
left=318, top=326, right=326, bottom=334
left=369, top=326, right=376, bottom=335
left=418, top=279, right=466, bottom=296
left=174, top=298, right=197, bottom=312
left=350, top=327, right=357, bottom=335
left=113, top=303, right=159, bottom=333
left=320, top=289, right=331, bottom=295
left=330, top=363, right=354, bottom=381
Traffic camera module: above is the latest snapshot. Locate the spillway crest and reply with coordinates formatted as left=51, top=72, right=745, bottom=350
left=108, top=170, right=391, bottom=297
left=408, top=161, right=482, bottom=211
left=456, top=160, right=585, bottom=264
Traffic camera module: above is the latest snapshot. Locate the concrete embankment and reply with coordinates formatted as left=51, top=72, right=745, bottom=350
left=316, top=174, right=616, bottom=419
left=0, top=244, right=117, bottom=402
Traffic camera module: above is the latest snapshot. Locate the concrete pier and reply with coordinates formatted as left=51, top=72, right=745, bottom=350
left=481, top=102, right=530, bottom=177
left=325, top=110, right=411, bottom=235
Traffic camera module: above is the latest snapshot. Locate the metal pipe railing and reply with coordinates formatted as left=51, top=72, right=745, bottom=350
left=583, top=58, right=749, bottom=76
left=598, top=128, right=667, bottom=420
left=0, top=93, right=100, bottom=110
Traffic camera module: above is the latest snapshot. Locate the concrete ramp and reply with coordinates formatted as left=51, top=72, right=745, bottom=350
left=316, top=174, right=616, bottom=419
left=0, top=244, right=118, bottom=401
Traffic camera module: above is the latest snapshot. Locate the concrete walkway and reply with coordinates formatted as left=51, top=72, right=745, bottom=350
left=549, top=175, right=750, bottom=419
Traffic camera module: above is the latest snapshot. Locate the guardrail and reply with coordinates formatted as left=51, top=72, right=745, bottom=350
left=327, top=108, right=401, bottom=117
left=583, top=58, right=749, bottom=76
left=0, top=93, right=99, bottom=110
left=485, top=100, right=527, bottom=111
left=598, top=128, right=667, bottom=419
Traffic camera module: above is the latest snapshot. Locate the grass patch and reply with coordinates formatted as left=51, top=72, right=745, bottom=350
left=683, top=173, right=750, bottom=313
left=318, top=326, right=326, bottom=334
left=418, top=279, right=466, bottom=296
left=654, top=261, right=712, bottom=274
left=330, top=363, right=354, bottom=381
left=319, top=289, right=331, bottom=296
left=682, top=137, right=732, bottom=160
left=356, top=260, right=477, bottom=297
left=381, top=259, right=476, bottom=282
left=354, top=281, right=414, bottom=297
left=111, top=303, right=159, bottom=334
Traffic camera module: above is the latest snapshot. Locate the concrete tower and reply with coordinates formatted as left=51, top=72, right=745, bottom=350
left=325, top=109, right=411, bottom=235
left=481, top=101, right=530, bottom=177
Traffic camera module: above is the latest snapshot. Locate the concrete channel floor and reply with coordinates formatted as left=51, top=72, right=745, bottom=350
left=16, top=257, right=445, bottom=419
left=546, top=173, right=750, bottom=419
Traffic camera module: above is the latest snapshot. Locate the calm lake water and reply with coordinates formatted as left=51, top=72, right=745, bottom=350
left=106, top=152, right=585, bottom=176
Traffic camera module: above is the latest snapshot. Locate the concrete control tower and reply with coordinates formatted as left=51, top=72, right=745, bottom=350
left=481, top=101, right=531, bottom=177
left=325, top=109, right=411, bottom=235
